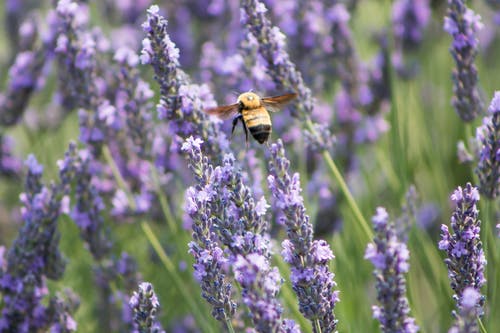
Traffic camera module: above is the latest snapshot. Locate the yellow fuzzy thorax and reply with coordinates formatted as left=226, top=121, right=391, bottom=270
left=237, top=92, right=261, bottom=109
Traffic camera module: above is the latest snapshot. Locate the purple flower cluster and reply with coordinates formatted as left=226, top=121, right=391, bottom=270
left=439, top=183, right=486, bottom=319
left=448, top=287, right=482, bottom=333
left=365, top=207, right=418, bottom=333
left=183, top=137, right=298, bottom=332
left=392, top=0, right=431, bottom=78
left=217, top=154, right=298, bottom=332
left=58, top=142, right=142, bottom=331
left=268, top=140, right=338, bottom=333
left=0, top=155, right=76, bottom=332
left=444, top=0, right=484, bottom=122
left=129, top=282, right=165, bottom=333
left=393, top=0, right=430, bottom=52
left=182, top=137, right=236, bottom=324
left=263, top=1, right=339, bottom=91
left=141, top=5, right=228, bottom=160
left=114, top=47, right=155, bottom=159
left=0, top=135, right=22, bottom=178
left=61, top=147, right=112, bottom=259
left=0, top=12, right=52, bottom=127
left=475, top=91, right=500, bottom=199
left=233, top=254, right=299, bottom=333
left=328, top=3, right=369, bottom=112
left=55, top=0, right=94, bottom=110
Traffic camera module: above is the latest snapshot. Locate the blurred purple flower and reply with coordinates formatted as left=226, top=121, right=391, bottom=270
left=170, top=315, right=200, bottom=333
left=474, top=91, right=500, bottom=199
left=444, top=0, right=484, bottom=122
left=0, top=155, right=76, bottom=332
left=393, top=0, right=430, bottom=50
left=0, top=135, right=22, bottom=178
left=59, top=144, right=115, bottom=270
left=439, top=183, right=486, bottom=320
left=55, top=0, right=95, bottom=110
left=0, top=27, right=48, bottom=126
left=448, top=287, right=481, bottom=333
left=365, top=207, right=419, bottom=333
left=392, top=0, right=430, bottom=78
left=268, top=140, right=338, bottom=333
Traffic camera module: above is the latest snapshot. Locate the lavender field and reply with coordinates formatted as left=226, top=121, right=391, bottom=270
left=0, top=0, right=499, bottom=332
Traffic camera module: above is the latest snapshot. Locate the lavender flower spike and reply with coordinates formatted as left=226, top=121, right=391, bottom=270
left=0, top=155, right=74, bottom=332
left=141, top=6, right=228, bottom=159
left=182, top=137, right=236, bottom=324
left=475, top=91, right=500, bottom=199
left=444, top=0, right=484, bottom=121
left=365, top=207, right=419, bottom=333
left=234, top=254, right=299, bottom=333
left=268, top=140, right=338, bottom=333
left=439, top=183, right=486, bottom=319
left=129, top=282, right=164, bottom=333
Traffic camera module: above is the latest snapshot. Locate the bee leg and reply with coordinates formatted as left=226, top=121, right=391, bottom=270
left=231, top=115, right=242, bottom=139
left=242, top=119, right=250, bottom=148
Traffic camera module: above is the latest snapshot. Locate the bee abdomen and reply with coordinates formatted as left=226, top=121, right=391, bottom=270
left=248, top=124, right=271, bottom=144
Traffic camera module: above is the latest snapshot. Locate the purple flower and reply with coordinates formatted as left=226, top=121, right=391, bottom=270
left=59, top=145, right=111, bottom=260
left=129, top=282, right=165, bottom=333
left=233, top=254, right=299, bottom=333
left=113, top=46, right=155, bottom=158
left=182, top=137, right=236, bottom=324
left=0, top=155, right=75, bottom=331
left=268, top=140, right=338, bottom=333
left=474, top=92, right=500, bottom=198
left=55, top=0, right=97, bottom=111
left=448, top=287, right=482, bottom=333
left=365, top=207, right=419, bottom=333
left=141, top=6, right=229, bottom=160
left=445, top=0, right=484, bottom=122
left=0, top=28, right=47, bottom=126
left=439, top=183, right=486, bottom=321
left=0, top=135, right=22, bottom=177
left=393, top=0, right=430, bottom=49
left=184, top=137, right=297, bottom=332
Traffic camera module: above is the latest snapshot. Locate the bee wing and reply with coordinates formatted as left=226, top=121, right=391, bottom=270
left=261, top=93, right=298, bottom=112
left=204, top=103, right=239, bottom=120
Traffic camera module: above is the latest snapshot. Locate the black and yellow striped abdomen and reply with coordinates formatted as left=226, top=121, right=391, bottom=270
left=242, top=107, right=272, bottom=144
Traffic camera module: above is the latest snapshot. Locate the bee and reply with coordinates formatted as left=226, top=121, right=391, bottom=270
left=204, top=92, right=297, bottom=144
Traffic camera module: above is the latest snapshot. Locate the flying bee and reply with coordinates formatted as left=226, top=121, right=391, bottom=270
left=204, top=91, right=297, bottom=144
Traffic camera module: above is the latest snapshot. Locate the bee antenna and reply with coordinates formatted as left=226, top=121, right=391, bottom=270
left=230, top=91, right=240, bottom=97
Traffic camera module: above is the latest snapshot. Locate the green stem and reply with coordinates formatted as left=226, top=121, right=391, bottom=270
left=225, top=319, right=236, bottom=333
left=306, top=119, right=372, bottom=241
left=481, top=199, right=498, bottom=332
left=102, top=145, right=131, bottom=198
left=151, top=167, right=178, bottom=233
left=478, top=316, right=487, bottom=333
left=313, top=319, right=322, bottom=333
left=140, top=221, right=214, bottom=332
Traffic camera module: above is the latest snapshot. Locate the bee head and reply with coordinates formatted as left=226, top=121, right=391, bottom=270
left=237, top=92, right=261, bottom=110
